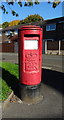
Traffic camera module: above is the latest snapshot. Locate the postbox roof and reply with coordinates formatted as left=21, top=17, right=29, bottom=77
left=19, top=25, right=42, bottom=31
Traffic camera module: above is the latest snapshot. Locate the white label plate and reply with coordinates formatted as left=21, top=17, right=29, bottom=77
left=24, top=40, right=38, bottom=50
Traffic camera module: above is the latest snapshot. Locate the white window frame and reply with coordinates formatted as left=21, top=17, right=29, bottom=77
left=46, top=24, right=56, bottom=31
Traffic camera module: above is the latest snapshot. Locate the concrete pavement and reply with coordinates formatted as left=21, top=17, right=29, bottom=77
left=2, top=85, right=62, bottom=118
left=2, top=68, right=64, bottom=118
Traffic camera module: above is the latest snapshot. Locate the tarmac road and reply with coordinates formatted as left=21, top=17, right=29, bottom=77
left=0, top=52, right=64, bottom=72
left=43, top=54, right=64, bottom=73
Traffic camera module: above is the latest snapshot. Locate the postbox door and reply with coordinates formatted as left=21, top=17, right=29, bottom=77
left=23, top=36, right=40, bottom=72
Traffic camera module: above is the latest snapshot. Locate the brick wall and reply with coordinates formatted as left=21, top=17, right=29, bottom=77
left=0, top=44, right=2, bottom=52
left=0, top=43, right=14, bottom=52
left=61, top=41, right=64, bottom=50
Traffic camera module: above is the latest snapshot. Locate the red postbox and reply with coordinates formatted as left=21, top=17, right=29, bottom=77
left=18, top=25, right=42, bottom=86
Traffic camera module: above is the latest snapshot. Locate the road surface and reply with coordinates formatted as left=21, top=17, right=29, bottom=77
left=0, top=53, right=64, bottom=72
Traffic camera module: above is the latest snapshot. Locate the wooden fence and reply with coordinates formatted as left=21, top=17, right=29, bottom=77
left=0, top=43, right=14, bottom=52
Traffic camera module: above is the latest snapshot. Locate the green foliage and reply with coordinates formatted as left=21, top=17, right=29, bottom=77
left=0, top=62, right=19, bottom=101
left=28, top=2, right=33, bottom=6
left=0, top=5, right=8, bottom=14
left=53, top=0, right=61, bottom=8
left=12, top=10, right=16, bottom=16
left=8, top=2, right=14, bottom=5
left=34, top=0, right=40, bottom=4
left=2, top=20, right=20, bottom=28
left=9, top=20, right=20, bottom=27
left=2, top=78, right=12, bottom=101
left=12, top=10, right=19, bottom=17
left=0, top=24, right=2, bottom=28
left=0, top=0, right=40, bottom=17
left=0, top=0, right=61, bottom=17
left=2, top=21, right=9, bottom=28
left=18, top=2, right=22, bottom=7
left=18, top=14, right=44, bottom=25
left=2, top=62, right=19, bottom=79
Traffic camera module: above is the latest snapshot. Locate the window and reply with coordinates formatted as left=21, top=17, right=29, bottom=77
left=46, top=24, right=56, bottom=31
left=5, top=31, right=10, bottom=36
left=14, top=29, right=18, bottom=35
left=0, top=31, right=2, bottom=36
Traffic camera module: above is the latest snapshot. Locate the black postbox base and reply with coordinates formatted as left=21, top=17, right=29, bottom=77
left=19, top=83, right=43, bottom=104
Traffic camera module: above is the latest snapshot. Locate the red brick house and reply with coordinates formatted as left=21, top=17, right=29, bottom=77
left=0, top=17, right=64, bottom=55
left=42, top=17, right=64, bottom=55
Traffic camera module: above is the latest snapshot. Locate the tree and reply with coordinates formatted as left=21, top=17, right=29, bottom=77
left=2, top=22, right=9, bottom=28
left=9, top=20, right=20, bottom=26
left=0, top=24, right=2, bottom=28
left=0, top=0, right=61, bottom=17
left=18, top=14, right=44, bottom=25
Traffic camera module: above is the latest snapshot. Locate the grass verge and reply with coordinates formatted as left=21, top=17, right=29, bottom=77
left=0, top=62, right=19, bottom=102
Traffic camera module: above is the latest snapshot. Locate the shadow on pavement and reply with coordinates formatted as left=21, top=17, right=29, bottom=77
left=42, top=68, right=64, bottom=95
left=1, top=67, right=64, bottom=99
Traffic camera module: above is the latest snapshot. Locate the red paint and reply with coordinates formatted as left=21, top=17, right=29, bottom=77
left=18, top=25, right=43, bottom=85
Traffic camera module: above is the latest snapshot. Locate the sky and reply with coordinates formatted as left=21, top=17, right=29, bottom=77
left=0, top=1, right=63, bottom=24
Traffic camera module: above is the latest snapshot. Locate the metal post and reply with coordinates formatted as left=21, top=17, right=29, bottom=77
left=59, top=40, right=61, bottom=55
left=45, top=40, right=47, bottom=54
